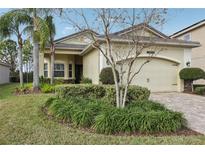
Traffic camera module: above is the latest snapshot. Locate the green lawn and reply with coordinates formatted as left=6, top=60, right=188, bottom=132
left=0, top=84, right=205, bottom=144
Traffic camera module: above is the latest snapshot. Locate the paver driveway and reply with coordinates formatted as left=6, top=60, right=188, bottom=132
left=150, top=92, right=205, bottom=135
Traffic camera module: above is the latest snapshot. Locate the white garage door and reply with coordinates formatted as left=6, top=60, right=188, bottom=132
left=130, top=58, right=179, bottom=92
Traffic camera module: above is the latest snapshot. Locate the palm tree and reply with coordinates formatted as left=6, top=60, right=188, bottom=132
left=45, top=15, right=56, bottom=85
left=16, top=8, right=50, bottom=92
left=8, top=8, right=61, bottom=92
left=0, top=10, right=31, bottom=87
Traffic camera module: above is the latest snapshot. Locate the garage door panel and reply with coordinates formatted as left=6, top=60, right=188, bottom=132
left=129, top=58, right=178, bottom=92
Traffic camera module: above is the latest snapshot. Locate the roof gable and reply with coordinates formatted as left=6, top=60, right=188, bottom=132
left=54, top=29, right=98, bottom=45
left=112, top=23, right=169, bottom=39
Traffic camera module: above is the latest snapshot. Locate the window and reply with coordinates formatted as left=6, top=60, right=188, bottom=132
left=44, top=63, right=48, bottom=77
left=68, top=64, right=72, bottom=78
left=54, top=64, right=64, bottom=77
left=147, top=51, right=155, bottom=55
left=184, top=34, right=191, bottom=41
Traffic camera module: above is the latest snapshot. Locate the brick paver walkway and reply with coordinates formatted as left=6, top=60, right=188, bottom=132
left=150, top=92, right=205, bottom=135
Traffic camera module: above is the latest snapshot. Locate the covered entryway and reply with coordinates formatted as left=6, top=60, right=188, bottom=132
left=130, top=57, right=179, bottom=92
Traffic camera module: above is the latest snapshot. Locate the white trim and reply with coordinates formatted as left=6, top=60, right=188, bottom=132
left=117, top=55, right=181, bottom=64
left=118, top=26, right=167, bottom=39
left=183, top=48, right=192, bottom=67
left=45, top=51, right=81, bottom=55
left=171, top=21, right=205, bottom=38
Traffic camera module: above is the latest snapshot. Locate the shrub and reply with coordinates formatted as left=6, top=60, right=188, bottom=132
left=56, top=84, right=106, bottom=100
left=99, top=67, right=119, bottom=84
left=179, top=68, right=205, bottom=80
left=15, top=84, right=32, bottom=95
left=138, top=111, right=184, bottom=133
left=39, top=76, right=75, bottom=85
left=41, top=84, right=55, bottom=93
left=93, top=107, right=185, bottom=134
left=45, top=97, right=186, bottom=134
left=195, top=87, right=205, bottom=95
left=56, top=84, right=150, bottom=105
left=80, top=77, right=92, bottom=84
left=47, top=98, right=74, bottom=122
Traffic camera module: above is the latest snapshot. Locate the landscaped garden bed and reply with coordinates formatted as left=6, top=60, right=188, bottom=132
left=0, top=83, right=204, bottom=144
left=42, top=84, right=193, bottom=136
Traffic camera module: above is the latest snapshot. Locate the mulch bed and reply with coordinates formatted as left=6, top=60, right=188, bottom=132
left=14, top=87, right=42, bottom=95
left=42, top=107, right=202, bottom=137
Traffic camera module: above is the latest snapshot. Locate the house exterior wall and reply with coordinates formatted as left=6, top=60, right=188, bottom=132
left=174, top=26, right=205, bottom=84
left=98, top=43, right=189, bottom=92
left=83, top=49, right=100, bottom=84
left=0, top=64, right=10, bottom=84
left=41, top=52, right=76, bottom=80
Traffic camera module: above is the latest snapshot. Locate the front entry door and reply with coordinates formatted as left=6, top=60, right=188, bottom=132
left=75, top=64, right=83, bottom=83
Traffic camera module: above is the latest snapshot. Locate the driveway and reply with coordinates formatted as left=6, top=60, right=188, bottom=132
left=150, top=92, right=205, bottom=135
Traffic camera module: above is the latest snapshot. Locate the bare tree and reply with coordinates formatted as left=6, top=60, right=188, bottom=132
left=62, top=8, right=167, bottom=108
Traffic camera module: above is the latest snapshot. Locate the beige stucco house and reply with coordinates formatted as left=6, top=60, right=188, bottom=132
left=0, top=61, right=10, bottom=84
left=171, top=19, right=205, bottom=85
left=40, top=24, right=200, bottom=92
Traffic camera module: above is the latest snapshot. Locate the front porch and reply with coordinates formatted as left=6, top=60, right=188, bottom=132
left=39, top=53, right=83, bottom=83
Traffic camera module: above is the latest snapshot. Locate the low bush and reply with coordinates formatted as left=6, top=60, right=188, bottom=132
left=44, top=97, right=186, bottom=134
left=56, top=84, right=150, bottom=105
left=41, top=84, right=55, bottom=93
left=15, top=84, right=33, bottom=95
left=39, top=76, right=75, bottom=85
left=195, top=87, right=205, bottom=95
left=99, top=67, right=119, bottom=84
left=80, top=77, right=92, bottom=84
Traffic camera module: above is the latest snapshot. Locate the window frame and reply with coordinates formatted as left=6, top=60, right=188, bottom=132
left=54, top=63, right=65, bottom=77
left=44, top=63, right=48, bottom=78
left=183, top=33, right=191, bottom=41
left=68, top=63, right=73, bottom=78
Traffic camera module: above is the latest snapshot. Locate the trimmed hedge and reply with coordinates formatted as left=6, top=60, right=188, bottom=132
left=44, top=98, right=186, bottom=134
left=55, top=84, right=150, bottom=105
left=179, top=67, right=205, bottom=80
left=99, top=67, right=119, bottom=84
left=195, top=87, right=205, bottom=95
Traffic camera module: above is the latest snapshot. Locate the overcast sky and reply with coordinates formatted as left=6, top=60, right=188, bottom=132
left=1, top=8, right=205, bottom=40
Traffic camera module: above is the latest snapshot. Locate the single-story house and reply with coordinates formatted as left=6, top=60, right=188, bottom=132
left=170, top=19, right=205, bottom=85
left=40, top=24, right=200, bottom=92
left=0, top=61, right=10, bottom=84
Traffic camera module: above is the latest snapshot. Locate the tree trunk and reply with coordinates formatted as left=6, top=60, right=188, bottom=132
left=32, top=9, right=40, bottom=92
left=111, top=67, right=120, bottom=108
left=122, top=85, right=129, bottom=108
left=50, top=44, right=55, bottom=85
left=18, top=43, right=24, bottom=87
left=33, top=42, right=40, bottom=92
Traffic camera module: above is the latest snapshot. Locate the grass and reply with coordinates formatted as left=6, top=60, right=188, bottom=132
left=0, top=84, right=205, bottom=144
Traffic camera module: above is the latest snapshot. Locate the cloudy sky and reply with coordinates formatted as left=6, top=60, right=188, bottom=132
left=1, top=8, right=205, bottom=40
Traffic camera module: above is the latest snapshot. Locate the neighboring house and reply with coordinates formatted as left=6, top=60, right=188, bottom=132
left=40, top=24, right=200, bottom=92
left=171, top=19, right=205, bottom=85
left=0, top=61, right=10, bottom=84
